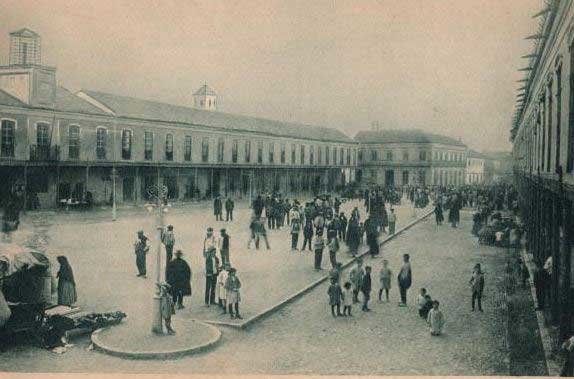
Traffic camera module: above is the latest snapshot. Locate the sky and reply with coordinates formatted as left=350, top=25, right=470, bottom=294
left=0, top=0, right=542, bottom=152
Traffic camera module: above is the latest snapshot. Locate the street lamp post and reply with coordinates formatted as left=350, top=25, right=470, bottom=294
left=145, top=184, right=169, bottom=334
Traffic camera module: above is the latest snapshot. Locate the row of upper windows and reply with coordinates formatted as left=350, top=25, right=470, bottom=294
left=0, top=120, right=356, bottom=165
left=358, top=149, right=464, bottom=162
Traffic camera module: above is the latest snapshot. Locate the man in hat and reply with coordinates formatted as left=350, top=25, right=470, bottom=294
left=134, top=230, right=149, bottom=278
left=218, top=228, right=231, bottom=267
left=214, top=195, right=223, bottom=221
left=166, top=250, right=192, bottom=310
left=161, top=225, right=176, bottom=265
left=204, top=227, right=217, bottom=255
left=225, top=197, right=235, bottom=222
left=203, top=241, right=219, bottom=306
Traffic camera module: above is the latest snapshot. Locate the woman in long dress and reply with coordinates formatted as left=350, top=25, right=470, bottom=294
left=57, top=256, right=77, bottom=306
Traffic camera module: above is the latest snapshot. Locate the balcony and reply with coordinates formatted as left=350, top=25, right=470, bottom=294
left=29, top=145, right=60, bottom=161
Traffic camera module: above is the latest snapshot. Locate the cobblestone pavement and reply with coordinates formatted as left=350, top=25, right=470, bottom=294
left=0, top=209, right=514, bottom=375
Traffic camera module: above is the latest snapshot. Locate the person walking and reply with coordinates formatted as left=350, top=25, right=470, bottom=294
left=388, top=208, right=397, bottom=235
left=313, top=230, right=325, bottom=271
left=225, top=197, right=235, bottom=221
left=365, top=215, right=379, bottom=258
left=350, top=258, right=365, bottom=304
left=214, top=195, right=223, bottom=221
left=290, top=218, right=301, bottom=251
left=327, top=278, right=343, bottom=317
left=166, top=250, right=192, bottom=310
left=134, top=230, right=149, bottom=278
left=161, top=225, right=175, bottom=266
left=328, top=234, right=340, bottom=268
left=398, top=254, right=412, bottom=306
left=56, top=256, right=77, bottom=307
left=302, top=219, right=314, bottom=251
left=469, top=263, right=485, bottom=312
left=339, top=212, right=348, bottom=241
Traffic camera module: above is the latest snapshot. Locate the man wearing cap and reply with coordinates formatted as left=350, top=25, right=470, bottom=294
left=134, top=230, right=149, bottom=278
left=166, top=250, right=192, bottom=310
left=203, top=227, right=217, bottom=255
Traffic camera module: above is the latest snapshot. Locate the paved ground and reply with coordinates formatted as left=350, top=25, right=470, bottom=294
left=0, top=208, right=516, bottom=375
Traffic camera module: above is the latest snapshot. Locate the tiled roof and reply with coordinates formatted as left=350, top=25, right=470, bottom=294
left=52, top=87, right=108, bottom=115
left=354, top=129, right=466, bottom=147
left=10, top=28, right=40, bottom=37
left=0, top=89, right=27, bottom=107
left=193, top=84, right=217, bottom=96
left=80, top=90, right=354, bottom=143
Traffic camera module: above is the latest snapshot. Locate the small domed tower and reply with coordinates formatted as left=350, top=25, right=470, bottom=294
left=193, top=84, right=217, bottom=111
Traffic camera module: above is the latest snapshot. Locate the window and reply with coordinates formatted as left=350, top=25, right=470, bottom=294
left=1, top=119, right=15, bottom=157
left=202, top=138, right=209, bottom=162
left=419, top=151, right=427, bottom=161
left=281, top=144, right=286, bottom=164
left=340, top=147, right=344, bottom=165
left=358, top=149, right=363, bottom=163
left=347, top=148, right=351, bottom=165
left=144, top=131, right=153, bottom=160
left=300, top=145, right=306, bottom=164
left=326, top=146, right=330, bottom=164
left=166, top=133, right=174, bottom=161
left=184, top=135, right=192, bottom=161
left=217, top=137, right=224, bottom=162
left=386, top=151, right=393, bottom=161
left=402, top=171, right=409, bottom=185
left=291, top=144, right=296, bottom=164
left=403, top=151, right=409, bottom=161
left=37, top=123, right=50, bottom=147
left=258, top=141, right=263, bottom=163
left=121, top=129, right=132, bottom=160
left=310, top=146, right=314, bottom=165
left=232, top=140, right=238, bottom=163
left=68, top=125, right=80, bottom=159
left=333, top=148, right=337, bottom=165
left=269, top=142, right=275, bottom=163
left=245, top=140, right=251, bottom=163
left=96, top=127, right=107, bottom=159
left=318, top=146, right=323, bottom=164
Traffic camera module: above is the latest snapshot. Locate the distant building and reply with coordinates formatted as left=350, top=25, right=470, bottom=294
left=354, top=129, right=467, bottom=187
left=482, top=151, right=513, bottom=184
left=465, top=150, right=486, bottom=184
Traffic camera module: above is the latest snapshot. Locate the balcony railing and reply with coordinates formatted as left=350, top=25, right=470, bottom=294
left=29, top=145, right=60, bottom=161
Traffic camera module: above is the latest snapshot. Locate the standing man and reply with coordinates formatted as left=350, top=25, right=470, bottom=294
left=218, top=228, right=231, bottom=267
left=134, top=230, right=149, bottom=278
left=339, top=212, right=348, bottom=242
left=365, top=215, right=379, bottom=258
left=388, top=208, right=397, bottom=235
left=214, top=195, right=223, bottom=221
left=203, top=244, right=219, bottom=307
left=398, top=254, right=412, bottom=307
left=290, top=218, right=301, bottom=251
left=161, top=225, right=176, bottom=265
left=225, top=197, right=235, bottom=222
left=349, top=258, right=365, bottom=304
left=361, top=266, right=372, bottom=312
left=166, top=250, right=192, bottom=309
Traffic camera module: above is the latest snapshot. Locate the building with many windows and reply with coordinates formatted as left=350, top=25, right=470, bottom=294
left=465, top=150, right=486, bottom=184
left=0, top=29, right=357, bottom=208
left=354, top=129, right=467, bottom=187
left=511, top=0, right=573, bottom=343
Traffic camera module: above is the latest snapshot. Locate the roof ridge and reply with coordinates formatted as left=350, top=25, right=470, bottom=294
left=0, top=88, right=27, bottom=106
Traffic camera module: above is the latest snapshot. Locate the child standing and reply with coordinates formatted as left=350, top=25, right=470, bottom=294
left=427, top=300, right=445, bottom=336
left=378, top=259, right=392, bottom=302
left=159, top=283, right=176, bottom=335
left=342, top=282, right=354, bottom=316
left=361, top=266, right=372, bottom=312
left=327, top=279, right=343, bottom=317
left=217, top=265, right=229, bottom=314
left=225, top=268, right=242, bottom=319
left=417, top=288, right=428, bottom=318
left=421, top=294, right=433, bottom=319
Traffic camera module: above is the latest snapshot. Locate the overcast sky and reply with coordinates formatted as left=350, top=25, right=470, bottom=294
left=1, top=0, right=541, bottom=151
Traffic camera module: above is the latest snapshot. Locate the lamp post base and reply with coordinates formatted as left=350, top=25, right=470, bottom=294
left=151, top=295, right=163, bottom=334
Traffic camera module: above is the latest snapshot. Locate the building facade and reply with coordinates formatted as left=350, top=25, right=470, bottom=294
left=465, top=150, right=486, bottom=184
left=355, top=130, right=467, bottom=187
left=511, top=0, right=574, bottom=341
left=0, top=29, right=357, bottom=209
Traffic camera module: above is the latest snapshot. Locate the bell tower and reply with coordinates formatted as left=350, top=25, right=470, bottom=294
left=0, top=28, right=56, bottom=107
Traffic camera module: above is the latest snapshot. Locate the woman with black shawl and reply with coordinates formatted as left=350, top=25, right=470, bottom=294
left=57, top=256, right=77, bottom=306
